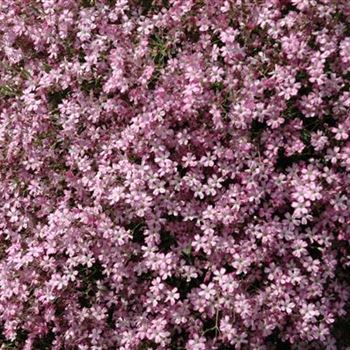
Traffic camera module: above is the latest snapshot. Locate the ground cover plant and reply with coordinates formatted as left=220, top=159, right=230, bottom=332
left=0, top=0, right=350, bottom=349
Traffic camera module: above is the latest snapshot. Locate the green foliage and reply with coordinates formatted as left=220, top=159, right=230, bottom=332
left=47, top=88, right=71, bottom=109
left=128, top=221, right=146, bottom=244
left=80, top=0, right=95, bottom=7
left=0, top=328, right=28, bottom=349
left=81, top=78, right=103, bottom=97
left=159, top=230, right=177, bottom=252
left=127, top=153, right=142, bottom=165
left=211, top=81, right=224, bottom=93
left=77, top=261, right=105, bottom=308
left=32, top=331, right=56, bottom=349
left=0, top=85, right=19, bottom=98
left=250, top=119, right=266, bottom=144
left=137, top=0, right=170, bottom=14
left=149, top=33, right=174, bottom=68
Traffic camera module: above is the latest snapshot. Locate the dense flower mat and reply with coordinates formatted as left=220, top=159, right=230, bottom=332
left=0, top=0, right=350, bottom=349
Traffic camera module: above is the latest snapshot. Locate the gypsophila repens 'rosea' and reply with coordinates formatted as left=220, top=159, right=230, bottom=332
left=0, top=0, right=350, bottom=349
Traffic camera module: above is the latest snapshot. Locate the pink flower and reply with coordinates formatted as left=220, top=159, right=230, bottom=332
left=187, top=334, right=206, bottom=350
left=198, top=282, right=216, bottom=301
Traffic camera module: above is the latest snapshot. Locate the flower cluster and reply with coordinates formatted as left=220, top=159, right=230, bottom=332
left=0, top=0, right=350, bottom=349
